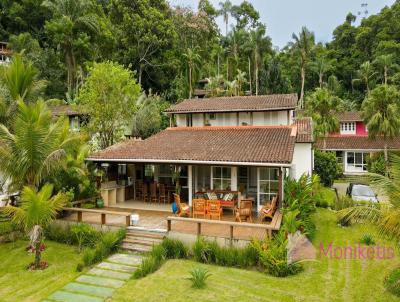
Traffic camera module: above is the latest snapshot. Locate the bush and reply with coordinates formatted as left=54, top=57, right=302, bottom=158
left=79, top=229, right=125, bottom=269
left=133, top=255, right=162, bottom=279
left=334, top=196, right=354, bottom=211
left=187, top=267, right=211, bottom=289
left=315, top=187, right=337, bottom=208
left=314, top=151, right=338, bottom=187
left=45, top=224, right=75, bottom=245
left=367, top=153, right=386, bottom=175
left=360, top=234, right=375, bottom=246
left=71, top=223, right=101, bottom=252
left=384, top=267, right=400, bottom=297
left=192, top=237, right=218, bottom=264
left=257, top=232, right=302, bottom=277
left=161, top=238, right=188, bottom=259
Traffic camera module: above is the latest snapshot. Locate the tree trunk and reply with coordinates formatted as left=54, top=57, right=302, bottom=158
left=319, top=73, right=323, bottom=88
left=217, top=54, right=220, bottom=77
left=226, top=57, right=229, bottom=81
left=300, top=66, right=305, bottom=108
left=225, top=18, right=228, bottom=36
left=384, top=66, right=388, bottom=85
left=34, top=241, right=41, bottom=269
left=255, top=51, right=258, bottom=96
left=248, top=57, right=252, bottom=95
left=189, top=67, right=192, bottom=99
left=384, top=142, right=388, bottom=176
left=138, top=65, right=143, bottom=86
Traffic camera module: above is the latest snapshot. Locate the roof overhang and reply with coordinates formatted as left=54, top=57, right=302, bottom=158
left=86, top=157, right=292, bottom=167
left=165, top=107, right=296, bottom=114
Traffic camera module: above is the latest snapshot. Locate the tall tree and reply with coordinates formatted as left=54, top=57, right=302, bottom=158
left=290, top=27, right=315, bottom=108
left=0, top=100, right=80, bottom=189
left=78, top=61, right=141, bottom=149
left=183, top=47, right=201, bottom=99
left=309, top=56, right=333, bottom=88
left=352, top=61, right=378, bottom=95
left=43, top=0, right=100, bottom=98
left=361, top=84, right=400, bottom=163
left=305, top=88, right=344, bottom=149
left=373, top=54, right=398, bottom=85
left=218, top=1, right=232, bottom=36
left=2, top=184, right=66, bottom=269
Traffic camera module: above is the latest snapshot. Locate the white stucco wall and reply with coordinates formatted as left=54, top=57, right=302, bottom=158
left=176, top=114, right=187, bottom=127
left=291, top=143, right=313, bottom=180
left=253, top=111, right=289, bottom=126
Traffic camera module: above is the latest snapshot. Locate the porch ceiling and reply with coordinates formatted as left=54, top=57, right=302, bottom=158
left=87, top=127, right=296, bottom=166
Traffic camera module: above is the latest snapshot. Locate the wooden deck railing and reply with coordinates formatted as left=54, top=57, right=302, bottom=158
left=62, top=207, right=133, bottom=227
left=167, top=210, right=282, bottom=241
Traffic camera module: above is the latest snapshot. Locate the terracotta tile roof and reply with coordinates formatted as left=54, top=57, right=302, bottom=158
left=50, top=105, right=86, bottom=117
left=165, top=94, right=298, bottom=113
left=336, top=111, right=363, bottom=122
left=294, top=117, right=313, bottom=143
left=316, top=135, right=400, bottom=150
left=88, top=126, right=297, bottom=165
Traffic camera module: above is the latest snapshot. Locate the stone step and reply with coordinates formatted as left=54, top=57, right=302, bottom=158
left=97, top=262, right=136, bottom=273
left=123, top=238, right=161, bottom=246
left=48, top=290, right=103, bottom=302
left=125, top=231, right=166, bottom=240
left=107, top=253, right=143, bottom=266
left=122, top=243, right=152, bottom=253
left=76, top=275, right=125, bottom=289
left=63, top=282, right=114, bottom=298
left=88, top=268, right=131, bottom=280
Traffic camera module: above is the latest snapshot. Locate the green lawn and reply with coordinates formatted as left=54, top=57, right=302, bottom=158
left=0, top=240, right=82, bottom=302
left=112, top=209, right=400, bottom=302
left=319, top=186, right=337, bottom=206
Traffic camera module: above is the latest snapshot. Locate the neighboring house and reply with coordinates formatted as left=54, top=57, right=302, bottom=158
left=50, top=105, right=88, bottom=132
left=315, top=111, right=400, bottom=174
left=0, top=42, right=11, bottom=65
left=87, top=94, right=313, bottom=211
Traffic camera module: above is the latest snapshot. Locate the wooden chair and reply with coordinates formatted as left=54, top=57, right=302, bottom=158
left=207, top=200, right=222, bottom=220
left=235, top=199, right=253, bottom=222
left=173, top=193, right=190, bottom=217
left=142, top=183, right=149, bottom=202
left=260, top=196, right=278, bottom=221
left=136, top=181, right=143, bottom=200
left=159, top=184, right=167, bottom=204
left=150, top=182, right=157, bottom=203
left=192, top=199, right=207, bottom=218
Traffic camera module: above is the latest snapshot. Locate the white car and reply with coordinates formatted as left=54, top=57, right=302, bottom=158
left=346, top=183, right=379, bottom=203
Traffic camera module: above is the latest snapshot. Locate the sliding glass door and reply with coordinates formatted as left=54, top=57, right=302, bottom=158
left=257, top=167, right=279, bottom=211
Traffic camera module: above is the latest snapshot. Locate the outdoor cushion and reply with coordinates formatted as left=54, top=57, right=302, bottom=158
left=207, top=192, right=218, bottom=200
left=223, top=193, right=234, bottom=201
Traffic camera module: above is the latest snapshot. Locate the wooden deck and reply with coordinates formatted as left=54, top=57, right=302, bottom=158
left=60, top=206, right=281, bottom=241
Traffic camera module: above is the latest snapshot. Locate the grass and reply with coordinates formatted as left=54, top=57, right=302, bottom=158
left=0, top=240, right=82, bottom=302
left=319, top=186, right=337, bottom=206
left=112, top=209, right=400, bottom=302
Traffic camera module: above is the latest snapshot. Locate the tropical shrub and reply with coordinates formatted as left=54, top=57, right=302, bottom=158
left=133, top=255, right=163, bottom=279
left=45, top=223, right=101, bottom=248
left=192, top=237, right=218, bottom=264
left=71, top=223, right=101, bottom=252
left=314, top=151, right=338, bottom=186
left=187, top=267, right=211, bottom=289
left=367, top=153, right=386, bottom=175
left=334, top=196, right=355, bottom=211
left=161, top=238, right=188, bottom=259
left=384, top=267, right=400, bottom=297
left=255, top=232, right=302, bottom=277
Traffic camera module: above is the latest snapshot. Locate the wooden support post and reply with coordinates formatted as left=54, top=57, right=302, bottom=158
left=267, top=229, right=272, bottom=239
left=167, top=219, right=171, bottom=231
left=126, top=215, right=130, bottom=227
left=197, top=222, right=201, bottom=236
left=77, top=211, right=82, bottom=222
left=101, top=213, right=106, bottom=225
left=230, top=225, right=234, bottom=245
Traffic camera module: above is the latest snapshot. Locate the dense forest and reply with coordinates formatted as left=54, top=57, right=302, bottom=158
left=1, top=0, right=400, bottom=138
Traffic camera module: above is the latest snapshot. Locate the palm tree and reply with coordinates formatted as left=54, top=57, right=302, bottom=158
left=373, top=54, right=398, bottom=85
left=218, top=0, right=232, bottom=36
left=338, top=154, right=400, bottom=238
left=225, top=80, right=238, bottom=97
left=205, top=75, right=224, bottom=97
left=0, top=54, right=46, bottom=102
left=2, top=184, right=66, bottom=269
left=42, top=0, right=99, bottom=97
left=0, top=100, right=81, bottom=189
left=305, top=88, right=344, bottom=149
left=361, top=84, right=400, bottom=164
left=249, top=25, right=266, bottom=95
left=352, top=61, right=378, bottom=95
left=290, top=27, right=315, bottom=108
left=183, top=47, right=201, bottom=99
left=235, top=69, right=247, bottom=95
left=309, top=56, right=333, bottom=88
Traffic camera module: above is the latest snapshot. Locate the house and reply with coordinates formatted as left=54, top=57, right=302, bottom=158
left=86, top=94, right=313, bottom=212
left=0, top=42, right=12, bottom=65
left=315, top=111, right=400, bottom=174
left=50, top=105, right=88, bottom=132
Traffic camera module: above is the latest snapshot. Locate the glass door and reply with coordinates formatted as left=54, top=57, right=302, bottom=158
left=257, top=167, right=279, bottom=211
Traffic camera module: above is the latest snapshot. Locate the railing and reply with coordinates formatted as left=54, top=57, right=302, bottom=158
left=62, top=207, right=133, bottom=227
left=166, top=210, right=282, bottom=242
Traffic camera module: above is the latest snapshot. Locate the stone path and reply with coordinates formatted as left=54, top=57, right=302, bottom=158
left=44, top=253, right=142, bottom=302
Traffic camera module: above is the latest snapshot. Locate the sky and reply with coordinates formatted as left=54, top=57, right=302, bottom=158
left=169, top=0, right=395, bottom=49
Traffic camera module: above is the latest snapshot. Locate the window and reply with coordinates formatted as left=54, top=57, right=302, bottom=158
left=186, top=114, right=192, bottom=127
left=258, top=168, right=279, bottom=206
left=212, top=166, right=231, bottom=190
left=340, top=122, right=356, bottom=134
left=346, top=152, right=369, bottom=171
left=144, top=165, right=155, bottom=177
left=209, top=113, right=216, bottom=120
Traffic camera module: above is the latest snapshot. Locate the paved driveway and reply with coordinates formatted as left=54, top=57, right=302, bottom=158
left=333, top=181, right=388, bottom=202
